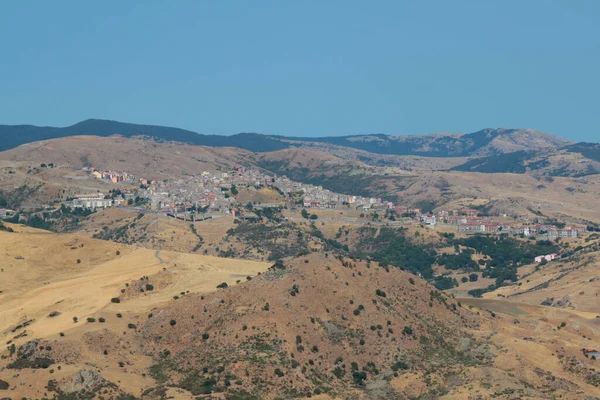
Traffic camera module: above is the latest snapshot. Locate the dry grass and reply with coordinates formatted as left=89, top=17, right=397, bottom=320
left=0, top=224, right=269, bottom=345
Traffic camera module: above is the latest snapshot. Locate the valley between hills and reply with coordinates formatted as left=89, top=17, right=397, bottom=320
left=0, top=124, right=599, bottom=399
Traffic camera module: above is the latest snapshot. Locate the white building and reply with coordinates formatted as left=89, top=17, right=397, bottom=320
left=535, top=253, right=557, bottom=263
left=72, top=194, right=113, bottom=209
left=0, top=208, right=15, bottom=218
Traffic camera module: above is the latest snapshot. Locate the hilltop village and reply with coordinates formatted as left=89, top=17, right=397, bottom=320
left=0, top=164, right=589, bottom=241
left=46, top=166, right=586, bottom=239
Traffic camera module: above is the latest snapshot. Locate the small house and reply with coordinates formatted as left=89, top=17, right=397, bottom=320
left=535, top=253, right=557, bottom=263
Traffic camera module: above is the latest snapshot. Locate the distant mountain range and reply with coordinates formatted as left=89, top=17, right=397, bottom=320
left=0, top=118, right=573, bottom=157
left=0, top=119, right=288, bottom=153
left=283, top=128, right=572, bottom=157
left=4, top=118, right=599, bottom=177
left=452, top=142, right=600, bottom=177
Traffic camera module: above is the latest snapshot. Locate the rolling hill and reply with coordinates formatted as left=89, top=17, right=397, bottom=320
left=3, top=136, right=600, bottom=224
left=2, top=134, right=600, bottom=398
left=2, top=224, right=600, bottom=399
left=0, top=135, right=255, bottom=180
left=452, top=142, right=600, bottom=177
left=0, top=119, right=572, bottom=157
left=283, top=128, right=572, bottom=157
left=0, top=119, right=288, bottom=153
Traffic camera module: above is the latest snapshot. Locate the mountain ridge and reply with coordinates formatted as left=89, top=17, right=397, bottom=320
left=0, top=118, right=574, bottom=157
left=451, top=142, right=600, bottom=177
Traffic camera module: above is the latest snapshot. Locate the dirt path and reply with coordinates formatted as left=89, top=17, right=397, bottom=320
left=154, top=250, right=164, bottom=264
left=459, top=298, right=531, bottom=316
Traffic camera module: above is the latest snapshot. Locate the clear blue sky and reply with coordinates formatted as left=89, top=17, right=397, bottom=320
left=1, top=1, right=598, bottom=141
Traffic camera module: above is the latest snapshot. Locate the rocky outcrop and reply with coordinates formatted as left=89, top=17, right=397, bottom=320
left=63, top=370, right=106, bottom=393
left=540, top=296, right=573, bottom=308
left=7, top=339, right=55, bottom=370
left=16, top=339, right=40, bottom=359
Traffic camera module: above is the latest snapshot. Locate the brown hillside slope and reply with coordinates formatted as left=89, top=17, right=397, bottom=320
left=0, top=136, right=255, bottom=180
left=1, top=232, right=600, bottom=398
left=138, top=254, right=485, bottom=399
left=0, top=159, right=127, bottom=209
left=134, top=255, right=600, bottom=399
left=475, top=128, right=573, bottom=156
left=0, top=224, right=269, bottom=345
left=524, top=148, right=600, bottom=176
left=486, top=239, right=600, bottom=314
left=265, top=143, right=468, bottom=170
left=255, top=148, right=600, bottom=222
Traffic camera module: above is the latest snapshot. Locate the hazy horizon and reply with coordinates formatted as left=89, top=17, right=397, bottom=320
left=1, top=1, right=598, bottom=142
left=1, top=117, right=571, bottom=141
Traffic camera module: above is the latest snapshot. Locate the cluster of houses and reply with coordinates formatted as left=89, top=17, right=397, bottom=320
left=16, top=164, right=585, bottom=242
left=85, top=167, right=141, bottom=184
left=418, top=208, right=479, bottom=227
left=273, top=176, right=389, bottom=211
left=142, top=168, right=393, bottom=214
left=396, top=205, right=425, bottom=216
left=144, top=176, right=235, bottom=214
left=456, top=221, right=584, bottom=238
left=415, top=208, right=587, bottom=239
left=75, top=165, right=395, bottom=214
left=453, top=220, right=586, bottom=238
left=302, top=195, right=390, bottom=211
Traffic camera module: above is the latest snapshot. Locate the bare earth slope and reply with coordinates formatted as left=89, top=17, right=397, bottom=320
left=478, top=128, right=573, bottom=155
left=0, top=136, right=255, bottom=180
left=254, top=147, right=600, bottom=222
left=0, top=224, right=269, bottom=344
left=2, top=230, right=600, bottom=399
left=485, top=236, right=600, bottom=314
